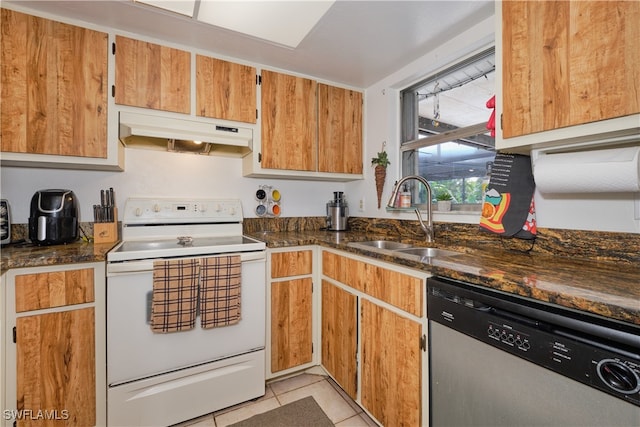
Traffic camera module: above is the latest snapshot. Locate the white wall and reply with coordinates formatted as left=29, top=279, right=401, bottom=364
left=351, top=15, right=640, bottom=233
left=0, top=149, right=345, bottom=225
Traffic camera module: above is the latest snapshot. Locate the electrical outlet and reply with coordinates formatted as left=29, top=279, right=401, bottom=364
left=359, top=197, right=365, bottom=212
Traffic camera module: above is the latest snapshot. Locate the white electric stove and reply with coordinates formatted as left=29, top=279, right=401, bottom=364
left=106, top=198, right=266, bottom=426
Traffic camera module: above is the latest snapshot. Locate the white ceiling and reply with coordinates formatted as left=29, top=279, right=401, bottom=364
left=5, top=0, right=495, bottom=88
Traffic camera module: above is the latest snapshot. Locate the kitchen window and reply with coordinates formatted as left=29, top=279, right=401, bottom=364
left=400, top=48, right=496, bottom=209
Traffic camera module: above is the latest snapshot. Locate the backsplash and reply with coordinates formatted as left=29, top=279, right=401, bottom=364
left=9, top=218, right=639, bottom=265
left=244, top=217, right=640, bottom=265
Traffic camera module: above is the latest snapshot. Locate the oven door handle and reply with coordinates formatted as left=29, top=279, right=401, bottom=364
left=107, top=251, right=266, bottom=274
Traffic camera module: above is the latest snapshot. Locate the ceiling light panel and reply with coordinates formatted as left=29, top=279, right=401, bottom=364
left=197, top=0, right=335, bottom=48
left=135, top=0, right=197, bottom=17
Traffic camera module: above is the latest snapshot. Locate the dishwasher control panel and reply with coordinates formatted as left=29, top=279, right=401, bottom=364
left=428, top=277, right=640, bottom=408
left=487, top=321, right=531, bottom=352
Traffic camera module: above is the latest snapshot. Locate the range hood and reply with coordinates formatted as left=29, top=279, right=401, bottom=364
left=119, top=111, right=253, bottom=157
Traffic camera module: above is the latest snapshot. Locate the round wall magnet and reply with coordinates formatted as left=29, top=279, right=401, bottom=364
left=268, top=203, right=281, bottom=216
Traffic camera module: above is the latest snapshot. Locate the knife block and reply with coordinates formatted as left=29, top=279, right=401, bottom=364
left=94, top=208, right=118, bottom=244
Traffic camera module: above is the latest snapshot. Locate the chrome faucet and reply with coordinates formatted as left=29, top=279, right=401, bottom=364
left=386, top=175, right=434, bottom=242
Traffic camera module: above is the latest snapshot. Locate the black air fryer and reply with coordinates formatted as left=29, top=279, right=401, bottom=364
left=29, top=189, right=79, bottom=245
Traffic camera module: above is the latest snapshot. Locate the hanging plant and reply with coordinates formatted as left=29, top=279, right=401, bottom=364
left=371, top=143, right=390, bottom=209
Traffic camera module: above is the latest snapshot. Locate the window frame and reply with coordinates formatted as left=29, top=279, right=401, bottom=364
left=399, top=47, right=496, bottom=210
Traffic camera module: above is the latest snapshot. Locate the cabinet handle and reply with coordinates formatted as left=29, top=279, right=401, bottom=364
left=13, top=326, right=16, bottom=343
left=420, top=334, right=426, bottom=351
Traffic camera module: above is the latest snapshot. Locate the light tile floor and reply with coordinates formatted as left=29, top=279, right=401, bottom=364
left=176, top=369, right=378, bottom=427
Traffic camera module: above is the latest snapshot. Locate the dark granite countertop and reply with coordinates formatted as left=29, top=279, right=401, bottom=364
left=247, top=230, right=640, bottom=328
left=2, top=230, right=638, bottom=328
left=1, top=240, right=117, bottom=272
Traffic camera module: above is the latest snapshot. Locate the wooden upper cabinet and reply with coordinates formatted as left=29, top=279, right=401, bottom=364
left=502, top=1, right=640, bottom=138
left=114, top=35, right=190, bottom=114
left=0, top=8, right=108, bottom=158
left=318, top=84, right=363, bottom=174
left=196, top=55, right=256, bottom=123
left=261, top=70, right=317, bottom=171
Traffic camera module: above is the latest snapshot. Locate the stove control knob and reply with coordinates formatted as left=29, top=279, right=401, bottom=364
left=215, top=204, right=222, bottom=212
left=135, top=207, right=143, bottom=217
left=229, top=207, right=237, bottom=216
left=153, top=204, right=161, bottom=213
left=199, top=204, right=208, bottom=213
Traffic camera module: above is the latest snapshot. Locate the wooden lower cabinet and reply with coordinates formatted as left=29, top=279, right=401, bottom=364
left=2, top=262, right=105, bottom=427
left=268, top=248, right=316, bottom=378
left=321, top=280, right=357, bottom=400
left=270, top=278, right=313, bottom=372
left=16, top=309, right=96, bottom=426
left=361, top=300, right=422, bottom=426
left=321, top=249, right=428, bottom=426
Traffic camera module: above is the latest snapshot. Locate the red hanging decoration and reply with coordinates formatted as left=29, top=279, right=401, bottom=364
left=486, top=95, right=496, bottom=137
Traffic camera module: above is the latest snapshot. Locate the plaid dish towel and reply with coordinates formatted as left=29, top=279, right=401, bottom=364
left=151, top=259, right=200, bottom=333
left=200, top=255, right=242, bottom=329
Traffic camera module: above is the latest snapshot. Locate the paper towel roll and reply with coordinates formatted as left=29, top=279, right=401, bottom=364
left=534, top=146, right=640, bottom=193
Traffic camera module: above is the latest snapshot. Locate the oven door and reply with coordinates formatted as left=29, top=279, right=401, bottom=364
left=106, top=251, right=266, bottom=385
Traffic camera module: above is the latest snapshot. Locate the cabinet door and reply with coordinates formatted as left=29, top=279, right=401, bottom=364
left=114, top=35, right=190, bottom=114
left=196, top=55, right=256, bottom=123
left=261, top=70, right=317, bottom=171
left=1, top=9, right=108, bottom=158
left=502, top=1, right=640, bottom=138
left=16, top=308, right=96, bottom=426
left=270, top=278, right=313, bottom=372
left=361, top=299, right=421, bottom=427
left=321, top=280, right=357, bottom=400
left=318, top=84, right=363, bottom=174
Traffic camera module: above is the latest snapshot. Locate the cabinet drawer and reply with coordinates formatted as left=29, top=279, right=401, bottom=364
left=271, top=250, right=313, bottom=278
left=15, top=268, right=95, bottom=312
left=322, top=251, right=423, bottom=316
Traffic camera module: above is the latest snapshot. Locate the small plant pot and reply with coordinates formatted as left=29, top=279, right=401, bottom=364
left=437, top=200, right=452, bottom=212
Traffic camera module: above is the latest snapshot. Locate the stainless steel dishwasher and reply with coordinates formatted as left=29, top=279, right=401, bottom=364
left=427, top=276, right=640, bottom=426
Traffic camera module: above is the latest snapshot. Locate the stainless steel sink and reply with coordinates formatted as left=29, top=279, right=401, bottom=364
left=394, top=247, right=463, bottom=258
left=349, top=240, right=413, bottom=250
